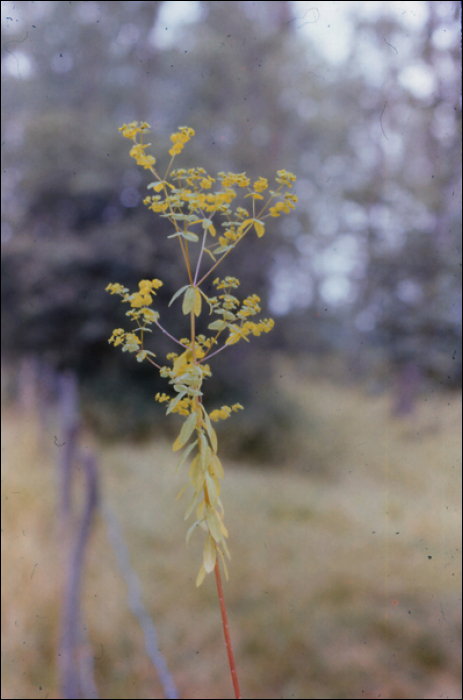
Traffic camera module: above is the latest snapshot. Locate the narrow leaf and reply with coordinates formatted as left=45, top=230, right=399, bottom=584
left=173, top=411, right=197, bottom=451
left=182, top=230, right=199, bottom=242
left=175, top=439, right=198, bottom=473
left=168, top=284, right=190, bottom=307
left=201, top=406, right=217, bottom=453
left=254, top=219, right=265, bottom=237
left=210, top=453, right=224, bottom=479
left=196, top=563, right=206, bottom=587
left=186, top=519, right=202, bottom=545
left=184, top=489, right=201, bottom=520
left=166, top=390, right=187, bottom=415
left=189, top=455, right=204, bottom=492
left=205, top=471, right=218, bottom=508
left=182, top=286, right=196, bottom=315
left=217, top=546, right=229, bottom=580
left=206, top=505, right=223, bottom=544
left=194, top=287, right=202, bottom=316
left=203, top=534, right=217, bottom=573
left=208, top=319, right=226, bottom=331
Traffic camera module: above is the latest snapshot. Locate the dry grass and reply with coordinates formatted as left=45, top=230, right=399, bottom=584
left=1, top=363, right=461, bottom=699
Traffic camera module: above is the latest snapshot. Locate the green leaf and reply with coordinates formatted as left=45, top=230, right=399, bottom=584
left=169, top=284, right=190, bottom=307
left=206, top=506, right=223, bottom=544
left=194, top=287, right=202, bottom=316
left=175, top=439, right=198, bottom=473
left=186, top=518, right=202, bottom=545
left=210, top=453, right=224, bottom=479
left=184, top=490, right=201, bottom=521
left=199, top=432, right=210, bottom=473
left=201, top=406, right=217, bottom=453
left=182, top=230, right=199, bottom=242
left=205, top=471, right=218, bottom=508
left=189, top=455, right=204, bottom=492
left=208, top=319, right=226, bottom=331
left=173, top=383, right=188, bottom=393
left=182, top=286, right=197, bottom=315
left=173, top=411, right=197, bottom=451
left=196, top=563, right=206, bottom=587
left=203, top=534, right=217, bottom=573
left=166, top=390, right=187, bottom=415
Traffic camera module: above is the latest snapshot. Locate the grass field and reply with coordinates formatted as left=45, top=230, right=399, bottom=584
left=1, top=360, right=461, bottom=699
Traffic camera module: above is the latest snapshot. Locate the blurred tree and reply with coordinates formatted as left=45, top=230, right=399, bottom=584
left=1, top=1, right=461, bottom=453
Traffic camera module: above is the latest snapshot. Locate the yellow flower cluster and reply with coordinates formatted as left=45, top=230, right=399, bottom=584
left=269, top=192, right=298, bottom=217
left=118, top=121, right=151, bottom=139
left=169, top=126, right=195, bottom=156
left=210, top=404, right=244, bottom=422
left=130, top=143, right=156, bottom=170
left=225, top=318, right=274, bottom=345
left=106, top=279, right=163, bottom=309
left=276, top=169, right=297, bottom=186
left=128, top=279, right=163, bottom=308
left=253, top=176, right=268, bottom=192
left=214, top=276, right=240, bottom=290
left=108, top=329, right=141, bottom=353
left=218, top=172, right=250, bottom=188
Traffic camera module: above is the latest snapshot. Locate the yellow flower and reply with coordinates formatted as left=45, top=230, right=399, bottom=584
left=275, top=169, right=297, bottom=186
left=108, top=328, right=125, bottom=346
left=106, top=282, right=126, bottom=295
left=118, top=121, right=140, bottom=139
left=129, top=292, right=152, bottom=308
left=129, top=144, right=156, bottom=169
left=253, top=177, right=268, bottom=192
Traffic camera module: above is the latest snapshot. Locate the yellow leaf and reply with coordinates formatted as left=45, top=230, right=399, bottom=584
left=203, top=534, right=217, bottom=573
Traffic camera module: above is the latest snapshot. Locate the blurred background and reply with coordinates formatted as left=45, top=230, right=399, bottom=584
left=1, top=1, right=461, bottom=699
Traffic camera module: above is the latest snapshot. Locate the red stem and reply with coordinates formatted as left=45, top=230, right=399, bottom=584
left=214, top=559, right=242, bottom=699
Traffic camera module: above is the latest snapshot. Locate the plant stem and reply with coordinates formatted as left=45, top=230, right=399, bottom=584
left=214, top=559, right=242, bottom=699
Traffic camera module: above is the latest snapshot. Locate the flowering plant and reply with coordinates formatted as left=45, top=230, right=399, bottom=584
left=107, top=122, right=296, bottom=697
